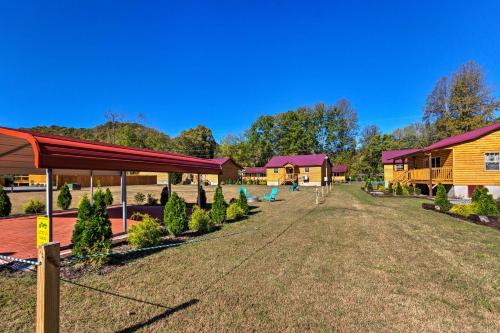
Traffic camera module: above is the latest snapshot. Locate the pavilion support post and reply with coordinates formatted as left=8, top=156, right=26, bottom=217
left=45, top=168, right=53, bottom=242
left=167, top=173, right=172, bottom=197
left=121, top=171, right=127, bottom=233
left=89, top=170, right=94, bottom=205
left=197, top=174, right=202, bottom=206
left=428, top=153, right=433, bottom=197
left=36, top=242, right=60, bottom=333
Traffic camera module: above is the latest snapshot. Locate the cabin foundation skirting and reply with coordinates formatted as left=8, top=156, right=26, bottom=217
left=298, top=181, right=321, bottom=186
left=449, top=185, right=500, bottom=199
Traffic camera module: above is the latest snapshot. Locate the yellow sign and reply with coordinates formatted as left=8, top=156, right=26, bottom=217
left=36, top=216, right=50, bottom=247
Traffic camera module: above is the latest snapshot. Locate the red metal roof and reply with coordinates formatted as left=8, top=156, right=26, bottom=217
left=264, top=154, right=328, bottom=168
left=425, top=122, right=500, bottom=151
left=0, top=127, right=221, bottom=174
left=332, top=165, right=348, bottom=173
left=381, top=149, right=420, bottom=164
left=244, top=166, right=266, bottom=174
left=209, top=157, right=243, bottom=169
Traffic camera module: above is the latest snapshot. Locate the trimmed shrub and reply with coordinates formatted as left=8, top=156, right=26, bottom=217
left=414, top=187, right=422, bottom=195
left=402, top=186, right=410, bottom=196
left=237, top=189, right=249, bottom=214
left=366, top=180, right=374, bottom=191
left=477, top=191, right=499, bottom=216
left=57, top=183, right=72, bottom=210
left=450, top=203, right=478, bottom=217
left=104, top=188, right=113, bottom=206
left=160, top=186, right=169, bottom=206
left=376, top=184, right=385, bottom=191
left=395, top=183, right=403, bottom=196
left=471, top=187, right=483, bottom=203
left=387, top=182, right=393, bottom=194
left=0, top=186, right=12, bottom=217
left=496, top=198, right=500, bottom=213
left=71, top=195, right=92, bottom=253
left=211, top=186, right=226, bottom=224
left=435, top=183, right=451, bottom=212
left=164, top=192, right=187, bottom=236
left=188, top=205, right=210, bottom=233
left=198, top=186, right=207, bottom=209
left=227, top=203, right=244, bottom=221
left=128, top=214, right=163, bottom=248
left=147, top=194, right=158, bottom=205
left=23, top=199, right=45, bottom=214
left=134, top=192, right=146, bottom=205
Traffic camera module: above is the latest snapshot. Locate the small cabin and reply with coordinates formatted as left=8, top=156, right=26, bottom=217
left=264, top=154, right=332, bottom=186
left=186, top=157, right=242, bottom=185
left=381, top=149, right=419, bottom=186
left=243, top=167, right=266, bottom=182
left=332, top=165, right=348, bottom=182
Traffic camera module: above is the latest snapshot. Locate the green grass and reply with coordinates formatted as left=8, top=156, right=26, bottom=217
left=1, top=184, right=499, bottom=332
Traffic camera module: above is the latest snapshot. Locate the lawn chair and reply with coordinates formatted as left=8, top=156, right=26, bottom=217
left=289, top=182, right=299, bottom=192
left=264, top=187, right=279, bottom=202
left=240, top=186, right=249, bottom=198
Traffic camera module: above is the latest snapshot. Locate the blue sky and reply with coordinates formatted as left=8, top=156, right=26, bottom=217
left=1, top=0, right=499, bottom=140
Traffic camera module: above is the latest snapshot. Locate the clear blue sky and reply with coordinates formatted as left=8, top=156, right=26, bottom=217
left=1, top=0, right=499, bottom=140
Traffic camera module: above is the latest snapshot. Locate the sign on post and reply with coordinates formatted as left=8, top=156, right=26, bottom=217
left=37, top=216, right=50, bottom=247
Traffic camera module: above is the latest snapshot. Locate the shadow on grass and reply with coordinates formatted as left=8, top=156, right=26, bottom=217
left=61, top=277, right=199, bottom=333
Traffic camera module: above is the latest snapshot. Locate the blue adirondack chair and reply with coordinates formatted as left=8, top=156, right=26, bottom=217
left=240, top=186, right=249, bottom=198
left=289, top=182, right=299, bottom=192
left=264, top=187, right=279, bottom=202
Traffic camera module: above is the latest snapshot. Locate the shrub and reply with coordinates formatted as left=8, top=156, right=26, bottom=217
left=104, top=188, right=113, bottom=206
left=130, top=211, right=145, bottom=221
left=164, top=192, right=187, bottom=236
left=387, top=182, right=393, bottom=194
left=188, top=205, right=210, bottom=233
left=227, top=203, right=244, bottom=221
left=237, top=189, right=249, bottom=214
left=471, top=187, right=483, bottom=203
left=134, top=192, right=146, bottom=205
left=198, top=187, right=207, bottom=209
left=170, top=173, right=181, bottom=185
left=23, top=199, right=45, bottom=214
left=366, top=180, right=373, bottom=191
left=0, top=186, right=12, bottom=217
left=450, top=203, right=478, bottom=217
left=147, top=194, right=158, bottom=205
left=496, top=198, right=500, bottom=213
left=402, top=186, right=410, bottom=196
left=435, top=183, right=451, bottom=212
left=395, top=183, right=403, bottom=196
left=57, top=183, right=72, bottom=210
left=160, top=186, right=169, bottom=206
left=211, top=186, right=226, bottom=224
left=71, top=195, right=93, bottom=254
left=414, top=187, right=422, bottom=195
left=477, top=191, right=499, bottom=216
left=128, top=214, right=163, bottom=248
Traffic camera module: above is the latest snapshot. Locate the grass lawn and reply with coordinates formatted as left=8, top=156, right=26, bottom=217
left=1, top=183, right=499, bottom=332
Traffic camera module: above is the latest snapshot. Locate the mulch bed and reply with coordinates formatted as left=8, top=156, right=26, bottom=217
left=361, top=188, right=431, bottom=200
left=422, top=203, right=500, bottom=230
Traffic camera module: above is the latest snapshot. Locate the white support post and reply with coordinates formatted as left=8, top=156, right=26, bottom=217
left=45, top=168, right=53, bottom=242
left=89, top=170, right=94, bottom=205
left=121, top=171, right=127, bottom=233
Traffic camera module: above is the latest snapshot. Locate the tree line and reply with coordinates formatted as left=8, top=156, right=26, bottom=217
left=29, top=60, right=499, bottom=177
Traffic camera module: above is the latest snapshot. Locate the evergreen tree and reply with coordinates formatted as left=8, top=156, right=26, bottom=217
left=210, top=186, right=226, bottom=224
left=237, top=189, right=249, bottom=215
left=477, top=190, right=499, bottom=216
left=164, top=192, right=187, bottom=236
left=57, top=183, right=72, bottom=210
left=435, top=183, right=451, bottom=212
left=104, top=188, right=113, bottom=206
left=471, top=187, right=484, bottom=203
left=0, top=186, right=12, bottom=217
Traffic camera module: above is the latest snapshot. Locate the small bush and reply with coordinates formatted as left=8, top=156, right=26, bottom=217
left=477, top=191, right=499, bottom=216
left=130, top=211, right=145, bottom=221
left=414, top=187, right=422, bottom=195
left=188, top=205, right=211, bottom=233
left=237, top=189, right=249, bottom=214
left=134, top=192, right=146, bottom=205
left=170, top=173, right=181, bottom=185
left=147, top=194, right=158, bottom=205
left=395, top=183, right=403, bottom=196
left=376, top=184, right=385, bottom=191
left=128, top=214, right=163, bottom=248
left=71, top=195, right=93, bottom=254
left=0, top=186, right=12, bottom=217
left=435, top=183, right=451, bottom=212
left=496, top=198, right=500, bottom=212
left=104, top=188, right=113, bottom=206
left=471, top=187, right=483, bottom=203
left=24, top=199, right=46, bottom=214
left=57, top=183, right=72, bottom=210
left=387, top=182, right=393, bottom=194
left=402, top=186, right=410, bottom=196
left=211, top=186, right=226, bottom=224
left=164, top=192, right=187, bottom=236
left=227, top=203, right=244, bottom=221
left=160, top=186, right=169, bottom=206
left=366, top=180, right=374, bottom=191
left=198, top=186, right=207, bottom=209
left=450, top=203, right=478, bottom=217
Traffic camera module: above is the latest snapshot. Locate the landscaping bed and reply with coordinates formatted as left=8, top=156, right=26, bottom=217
left=422, top=202, right=500, bottom=230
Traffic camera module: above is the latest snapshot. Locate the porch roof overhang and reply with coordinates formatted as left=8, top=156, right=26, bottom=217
left=0, top=127, right=222, bottom=175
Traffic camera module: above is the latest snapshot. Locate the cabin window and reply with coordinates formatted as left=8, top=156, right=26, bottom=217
left=485, top=153, right=499, bottom=171
left=394, top=164, right=404, bottom=171
left=273, top=168, right=279, bottom=174
left=304, top=167, right=310, bottom=173
left=431, top=157, right=441, bottom=168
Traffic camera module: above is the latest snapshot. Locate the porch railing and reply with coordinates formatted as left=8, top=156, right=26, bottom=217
left=393, top=167, right=453, bottom=184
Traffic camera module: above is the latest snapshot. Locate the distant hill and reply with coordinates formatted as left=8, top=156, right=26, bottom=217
left=27, top=122, right=173, bottom=152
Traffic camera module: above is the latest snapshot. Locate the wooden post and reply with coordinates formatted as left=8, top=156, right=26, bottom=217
left=428, top=153, right=433, bottom=197
left=36, top=242, right=60, bottom=333
left=321, top=186, right=324, bottom=198
left=315, top=188, right=319, bottom=205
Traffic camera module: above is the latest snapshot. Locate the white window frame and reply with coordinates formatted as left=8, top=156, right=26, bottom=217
left=394, top=164, right=404, bottom=171
left=484, top=152, right=500, bottom=171
left=273, top=168, right=279, bottom=174
left=304, top=167, right=310, bottom=173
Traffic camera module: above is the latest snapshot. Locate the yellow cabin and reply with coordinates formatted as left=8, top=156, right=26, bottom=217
left=185, top=157, right=242, bottom=185
left=264, top=154, right=332, bottom=186
left=242, top=167, right=267, bottom=182
left=388, top=122, right=500, bottom=198
left=381, top=149, right=418, bottom=185
left=332, top=165, right=348, bottom=182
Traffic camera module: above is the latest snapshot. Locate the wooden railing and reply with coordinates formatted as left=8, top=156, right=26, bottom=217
left=393, top=167, right=453, bottom=184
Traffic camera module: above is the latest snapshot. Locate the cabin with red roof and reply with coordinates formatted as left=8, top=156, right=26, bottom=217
left=381, top=149, right=420, bottom=185
left=243, top=167, right=266, bottom=182
left=388, top=122, right=500, bottom=198
left=264, top=154, right=332, bottom=186
left=332, top=165, right=348, bottom=182
left=184, top=157, right=242, bottom=185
